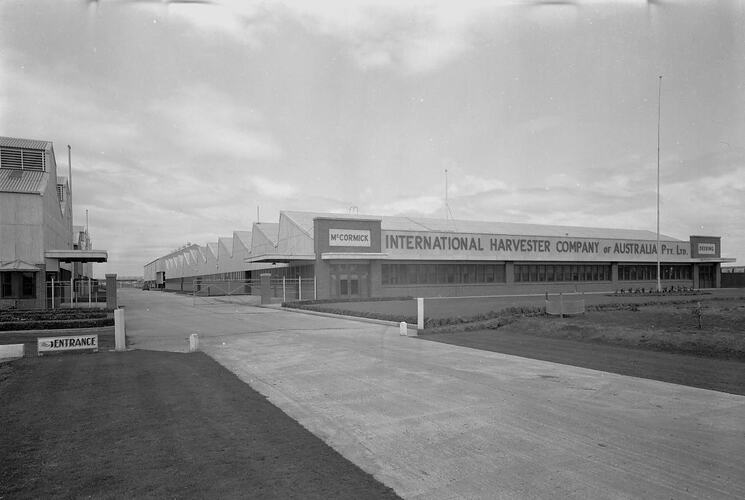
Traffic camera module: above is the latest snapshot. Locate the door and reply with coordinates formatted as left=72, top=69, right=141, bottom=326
left=698, top=264, right=715, bottom=289
left=330, top=263, right=368, bottom=299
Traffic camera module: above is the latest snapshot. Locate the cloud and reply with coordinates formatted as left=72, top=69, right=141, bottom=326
left=154, top=0, right=493, bottom=74
left=147, top=84, right=282, bottom=162
left=371, top=195, right=445, bottom=216
left=250, top=176, right=297, bottom=198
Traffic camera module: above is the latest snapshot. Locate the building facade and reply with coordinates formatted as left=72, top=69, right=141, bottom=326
left=145, top=210, right=733, bottom=300
left=0, top=136, right=106, bottom=309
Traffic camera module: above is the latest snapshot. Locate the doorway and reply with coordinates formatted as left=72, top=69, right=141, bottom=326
left=698, top=264, right=715, bottom=289
left=330, top=263, right=369, bottom=299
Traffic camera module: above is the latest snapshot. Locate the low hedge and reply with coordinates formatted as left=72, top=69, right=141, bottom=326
left=282, top=296, right=413, bottom=307
left=0, top=317, right=114, bottom=331
left=283, top=301, right=545, bottom=331
left=1, top=309, right=110, bottom=322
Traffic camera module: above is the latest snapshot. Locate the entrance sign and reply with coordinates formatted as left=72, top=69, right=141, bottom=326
left=38, top=334, right=98, bottom=354
left=329, top=229, right=371, bottom=247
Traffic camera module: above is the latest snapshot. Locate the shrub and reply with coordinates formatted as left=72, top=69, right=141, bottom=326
left=0, top=317, right=114, bottom=331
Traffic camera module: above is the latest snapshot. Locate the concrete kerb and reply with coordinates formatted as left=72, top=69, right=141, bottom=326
left=275, top=304, right=419, bottom=335
left=0, top=343, right=25, bottom=362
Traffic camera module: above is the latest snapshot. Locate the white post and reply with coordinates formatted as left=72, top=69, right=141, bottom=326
left=282, top=276, right=286, bottom=302
left=189, top=333, right=199, bottom=352
left=71, top=274, right=74, bottom=307
left=560, top=292, right=564, bottom=318
left=314, top=275, right=317, bottom=300
left=298, top=277, right=302, bottom=301
left=88, top=276, right=92, bottom=308
left=114, top=308, right=126, bottom=351
left=51, top=278, right=55, bottom=309
left=417, top=297, right=424, bottom=331
left=399, top=321, right=407, bottom=336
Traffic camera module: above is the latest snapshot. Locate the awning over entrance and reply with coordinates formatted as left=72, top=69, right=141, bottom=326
left=245, top=254, right=315, bottom=264
left=44, top=249, right=108, bottom=263
left=321, top=252, right=389, bottom=260
left=0, top=259, right=41, bottom=271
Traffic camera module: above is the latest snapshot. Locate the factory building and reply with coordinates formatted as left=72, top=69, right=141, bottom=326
left=144, top=211, right=733, bottom=300
left=0, top=136, right=107, bottom=309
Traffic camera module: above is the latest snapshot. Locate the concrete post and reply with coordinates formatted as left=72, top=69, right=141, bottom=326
left=417, top=298, right=424, bottom=331
left=106, top=273, right=117, bottom=309
left=189, top=333, right=199, bottom=352
left=282, top=276, right=286, bottom=302
left=260, top=273, right=271, bottom=305
left=114, top=308, right=126, bottom=352
left=399, top=321, right=407, bottom=336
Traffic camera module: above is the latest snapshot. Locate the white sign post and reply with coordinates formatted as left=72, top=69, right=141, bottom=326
left=417, top=298, right=424, bottom=331
left=114, top=308, right=126, bottom=352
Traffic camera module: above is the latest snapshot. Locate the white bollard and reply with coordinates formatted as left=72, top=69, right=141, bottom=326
left=189, top=333, right=199, bottom=352
left=114, top=308, right=126, bottom=352
left=417, top=297, right=424, bottom=331
left=399, top=321, right=407, bottom=336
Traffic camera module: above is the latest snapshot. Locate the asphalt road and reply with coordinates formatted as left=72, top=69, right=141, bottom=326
left=121, top=289, right=745, bottom=499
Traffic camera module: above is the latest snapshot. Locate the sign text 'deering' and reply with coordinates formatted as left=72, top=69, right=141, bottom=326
left=697, top=243, right=716, bottom=255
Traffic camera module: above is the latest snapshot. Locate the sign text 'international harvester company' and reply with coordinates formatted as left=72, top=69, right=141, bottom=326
left=384, top=233, right=690, bottom=261
left=329, top=229, right=371, bottom=247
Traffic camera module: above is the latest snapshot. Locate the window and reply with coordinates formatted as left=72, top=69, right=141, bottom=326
left=381, top=263, right=506, bottom=286
left=513, top=264, right=610, bottom=283
left=618, top=264, right=691, bottom=281
left=0, top=147, right=45, bottom=170
left=0, top=273, right=11, bottom=297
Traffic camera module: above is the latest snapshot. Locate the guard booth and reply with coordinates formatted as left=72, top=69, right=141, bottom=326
left=43, top=249, right=108, bottom=309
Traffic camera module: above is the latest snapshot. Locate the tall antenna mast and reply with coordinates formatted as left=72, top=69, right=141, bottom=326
left=257, top=205, right=260, bottom=223
left=656, top=75, right=662, bottom=292
left=67, top=145, right=72, bottom=196
left=444, top=169, right=454, bottom=220
left=445, top=169, right=448, bottom=220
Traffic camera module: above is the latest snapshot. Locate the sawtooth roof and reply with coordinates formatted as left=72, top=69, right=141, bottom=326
left=282, top=211, right=680, bottom=242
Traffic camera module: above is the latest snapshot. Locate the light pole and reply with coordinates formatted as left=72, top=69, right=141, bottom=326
left=656, top=75, right=662, bottom=292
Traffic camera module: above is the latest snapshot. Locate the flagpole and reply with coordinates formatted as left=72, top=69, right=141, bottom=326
left=656, top=75, right=662, bottom=292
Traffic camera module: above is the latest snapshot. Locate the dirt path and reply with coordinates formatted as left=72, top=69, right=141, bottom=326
left=0, top=351, right=400, bottom=499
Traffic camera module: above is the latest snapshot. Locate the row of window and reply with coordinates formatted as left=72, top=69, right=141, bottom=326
left=0, top=272, right=36, bottom=299
left=514, top=264, right=611, bottom=283
left=382, top=263, right=506, bottom=285
left=618, top=264, right=692, bottom=281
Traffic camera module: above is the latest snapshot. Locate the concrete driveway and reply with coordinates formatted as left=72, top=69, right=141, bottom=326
left=120, top=289, right=745, bottom=499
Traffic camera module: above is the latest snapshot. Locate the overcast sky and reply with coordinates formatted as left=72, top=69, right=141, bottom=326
left=1, top=0, right=743, bottom=277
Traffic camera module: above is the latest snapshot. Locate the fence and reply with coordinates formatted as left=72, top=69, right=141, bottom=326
left=47, top=279, right=107, bottom=309
left=273, top=277, right=316, bottom=302
left=545, top=293, right=585, bottom=317
left=191, top=277, right=317, bottom=306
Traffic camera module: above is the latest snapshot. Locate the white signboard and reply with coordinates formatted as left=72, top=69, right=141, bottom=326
left=38, top=334, right=98, bottom=354
left=697, top=243, right=716, bottom=255
left=329, top=229, right=371, bottom=247
left=383, top=231, right=690, bottom=263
